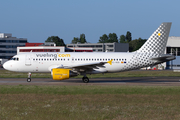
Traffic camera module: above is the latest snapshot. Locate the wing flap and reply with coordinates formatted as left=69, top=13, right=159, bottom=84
left=65, top=62, right=106, bottom=69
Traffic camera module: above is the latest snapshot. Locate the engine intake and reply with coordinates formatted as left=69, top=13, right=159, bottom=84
left=51, top=68, right=78, bottom=80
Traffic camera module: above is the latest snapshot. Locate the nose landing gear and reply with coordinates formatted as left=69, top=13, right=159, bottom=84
left=27, top=72, right=31, bottom=82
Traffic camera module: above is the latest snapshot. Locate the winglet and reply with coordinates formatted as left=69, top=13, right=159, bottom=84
left=107, top=59, right=113, bottom=65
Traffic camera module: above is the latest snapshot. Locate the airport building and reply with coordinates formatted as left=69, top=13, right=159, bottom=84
left=66, top=43, right=129, bottom=52
left=25, top=42, right=56, bottom=47
left=17, top=43, right=93, bottom=54
left=0, top=33, right=27, bottom=59
left=165, top=37, right=180, bottom=69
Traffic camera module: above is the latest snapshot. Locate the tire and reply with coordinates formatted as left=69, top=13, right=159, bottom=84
left=27, top=78, right=31, bottom=82
left=82, top=77, right=89, bottom=83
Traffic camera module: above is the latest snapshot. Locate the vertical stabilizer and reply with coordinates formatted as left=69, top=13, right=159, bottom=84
left=138, top=22, right=172, bottom=55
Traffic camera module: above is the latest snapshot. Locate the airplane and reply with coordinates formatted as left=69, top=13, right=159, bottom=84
left=3, top=22, right=175, bottom=83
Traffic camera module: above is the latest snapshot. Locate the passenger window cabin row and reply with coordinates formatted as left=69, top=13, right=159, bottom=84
left=32, top=58, right=127, bottom=61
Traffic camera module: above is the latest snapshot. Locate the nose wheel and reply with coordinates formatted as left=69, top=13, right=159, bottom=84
left=27, top=78, right=31, bottom=82
left=27, top=72, right=31, bottom=82
left=82, top=76, right=89, bottom=83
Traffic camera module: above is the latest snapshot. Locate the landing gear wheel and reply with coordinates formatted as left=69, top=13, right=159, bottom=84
left=27, top=78, right=31, bottom=82
left=27, top=72, right=31, bottom=82
left=82, top=77, right=89, bottom=83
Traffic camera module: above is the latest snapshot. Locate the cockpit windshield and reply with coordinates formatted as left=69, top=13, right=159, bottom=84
left=11, top=57, right=19, bottom=61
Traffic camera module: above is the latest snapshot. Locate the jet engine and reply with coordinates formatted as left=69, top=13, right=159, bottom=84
left=51, top=68, right=78, bottom=80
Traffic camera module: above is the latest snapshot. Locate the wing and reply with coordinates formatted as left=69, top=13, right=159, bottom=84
left=64, top=60, right=113, bottom=70
left=48, top=60, right=113, bottom=72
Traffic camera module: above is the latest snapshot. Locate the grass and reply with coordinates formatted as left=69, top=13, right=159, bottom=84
left=1, top=69, right=180, bottom=119
left=1, top=85, right=180, bottom=120
left=1, top=69, right=180, bottom=78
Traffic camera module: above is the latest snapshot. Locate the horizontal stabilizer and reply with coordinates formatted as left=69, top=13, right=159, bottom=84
left=150, top=54, right=175, bottom=62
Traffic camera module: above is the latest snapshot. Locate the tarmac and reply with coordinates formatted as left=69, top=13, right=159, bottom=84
left=1, top=67, right=180, bottom=86
left=0, top=77, right=180, bottom=86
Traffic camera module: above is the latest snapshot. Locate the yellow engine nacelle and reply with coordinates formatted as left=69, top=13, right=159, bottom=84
left=51, top=68, right=77, bottom=80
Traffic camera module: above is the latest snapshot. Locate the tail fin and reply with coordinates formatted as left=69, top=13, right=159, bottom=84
left=138, top=22, right=172, bottom=55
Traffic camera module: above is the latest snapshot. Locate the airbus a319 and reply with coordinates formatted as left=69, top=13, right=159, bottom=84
left=3, top=22, right=175, bottom=83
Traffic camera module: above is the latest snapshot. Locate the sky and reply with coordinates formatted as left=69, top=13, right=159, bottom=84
left=0, top=0, right=180, bottom=44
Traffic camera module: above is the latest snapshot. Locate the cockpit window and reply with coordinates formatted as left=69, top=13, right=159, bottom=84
left=11, top=57, right=19, bottom=61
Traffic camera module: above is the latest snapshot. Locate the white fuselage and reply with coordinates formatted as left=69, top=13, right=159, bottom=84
left=4, top=52, right=137, bottom=73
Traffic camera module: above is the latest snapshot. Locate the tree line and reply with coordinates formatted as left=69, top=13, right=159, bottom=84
left=98, top=31, right=132, bottom=43
left=45, top=32, right=147, bottom=52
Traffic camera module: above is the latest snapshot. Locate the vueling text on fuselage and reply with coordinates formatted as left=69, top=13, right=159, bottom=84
left=36, top=53, right=71, bottom=58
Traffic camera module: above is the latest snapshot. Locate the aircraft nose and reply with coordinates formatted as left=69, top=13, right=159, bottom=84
left=3, top=62, right=7, bottom=69
left=3, top=61, right=9, bottom=70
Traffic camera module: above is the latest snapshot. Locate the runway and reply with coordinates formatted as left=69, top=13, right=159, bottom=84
left=0, top=77, right=180, bottom=86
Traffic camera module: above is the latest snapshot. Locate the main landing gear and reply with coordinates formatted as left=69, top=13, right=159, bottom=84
left=27, top=72, right=31, bottom=82
left=82, top=76, right=89, bottom=83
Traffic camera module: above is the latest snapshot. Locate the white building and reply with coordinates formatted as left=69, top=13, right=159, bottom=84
left=165, top=37, right=180, bottom=69
left=17, top=46, right=93, bottom=54
left=66, top=42, right=129, bottom=52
